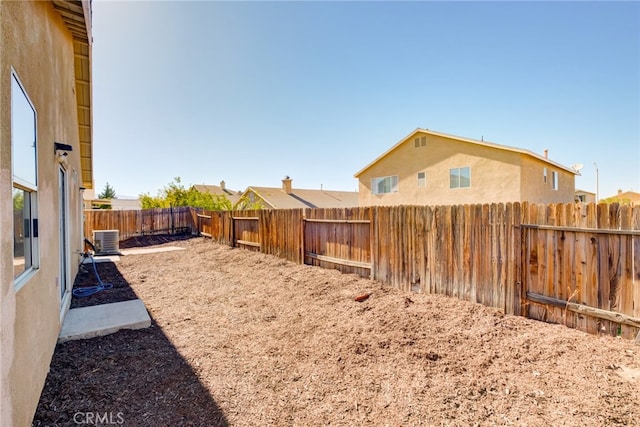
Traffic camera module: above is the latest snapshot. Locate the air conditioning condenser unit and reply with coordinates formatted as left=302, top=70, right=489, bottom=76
left=93, top=230, right=120, bottom=255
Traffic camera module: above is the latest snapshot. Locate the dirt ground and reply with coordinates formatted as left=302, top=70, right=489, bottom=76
left=34, top=236, right=640, bottom=426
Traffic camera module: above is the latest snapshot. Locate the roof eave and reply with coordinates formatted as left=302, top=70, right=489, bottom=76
left=52, top=0, right=93, bottom=189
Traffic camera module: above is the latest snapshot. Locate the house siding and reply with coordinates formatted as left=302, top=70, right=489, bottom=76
left=358, top=132, right=524, bottom=206
left=1, top=2, right=88, bottom=426
left=357, top=130, right=577, bottom=206
left=519, top=156, right=576, bottom=204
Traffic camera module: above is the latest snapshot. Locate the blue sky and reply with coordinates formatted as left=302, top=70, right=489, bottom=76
left=92, top=0, right=639, bottom=200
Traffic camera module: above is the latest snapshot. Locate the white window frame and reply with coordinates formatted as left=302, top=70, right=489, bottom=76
left=449, top=167, right=471, bottom=189
left=371, top=176, right=398, bottom=194
left=552, top=170, right=558, bottom=190
left=543, top=167, right=548, bottom=184
left=417, top=171, right=426, bottom=187
left=12, top=69, right=39, bottom=290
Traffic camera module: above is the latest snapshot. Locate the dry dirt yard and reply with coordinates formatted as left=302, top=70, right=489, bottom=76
left=35, top=236, right=640, bottom=426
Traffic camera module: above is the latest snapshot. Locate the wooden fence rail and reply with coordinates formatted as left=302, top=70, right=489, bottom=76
left=84, top=203, right=640, bottom=339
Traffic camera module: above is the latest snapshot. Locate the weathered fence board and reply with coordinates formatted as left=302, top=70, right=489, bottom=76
left=303, top=207, right=371, bottom=276
left=522, top=203, right=640, bottom=339
left=233, top=212, right=260, bottom=251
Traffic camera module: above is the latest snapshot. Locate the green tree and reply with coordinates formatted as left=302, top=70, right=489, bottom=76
left=140, top=177, right=232, bottom=210
left=96, top=182, right=116, bottom=209
left=235, top=193, right=265, bottom=210
left=599, top=196, right=632, bottom=206
left=98, top=182, right=117, bottom=199
left=13, top=190, right=24, bottom=211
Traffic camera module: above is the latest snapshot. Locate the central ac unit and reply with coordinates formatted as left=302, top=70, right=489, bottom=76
left=93, top=230, right=120, bottom=255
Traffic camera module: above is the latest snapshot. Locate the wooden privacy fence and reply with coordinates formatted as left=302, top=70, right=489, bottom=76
left=196, top=202, right=640, bottom=339
left=84, top=204, right=640, bottom=339
left=84, top=207, right=196, bottom=241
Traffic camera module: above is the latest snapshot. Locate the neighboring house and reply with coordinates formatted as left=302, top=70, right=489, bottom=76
left=601, top=189, right=640, bottom=205
left=192, top=181, right=241, bottom=206
left=82, top=188, right=142, bottom=210
left=235, top=177, right=359, bottom=209
left=1, top=1, right=93, bottom=426
left=355, top=128, right=579, bottom=206
left=575, top=189, right=596, bottom=204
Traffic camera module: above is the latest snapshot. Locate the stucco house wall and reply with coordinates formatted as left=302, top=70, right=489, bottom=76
left=519, top=156, right=576, bottom=204
left=356, top=129, right=577, bottom=206
left=1, top=2, right=91, bottom=426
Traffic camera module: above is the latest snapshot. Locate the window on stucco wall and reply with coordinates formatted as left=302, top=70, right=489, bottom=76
left=371, top=176, right=398, bottom=194
left=11, top=70, right=40, bottom=287
left=449, top=167, right=470, bottom=189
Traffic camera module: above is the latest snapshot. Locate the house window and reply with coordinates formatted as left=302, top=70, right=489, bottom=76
left=449, top=167, right=471, bottom=188
left=414, top=138, right=420, bottom=148
left=12, top=71, right=39, bottom=284
left=414, top=136, right=427, bottom=148
left=543, top=167, right=547, bottom=184
left=417, top=172, right=426, bottom=187
left=552, top=171, right=558, bottom=190
left=371, top=176, right=398, bottom=194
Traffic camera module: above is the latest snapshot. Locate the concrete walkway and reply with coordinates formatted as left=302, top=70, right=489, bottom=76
left=62, top=245, right=183, bottom=342
left=120, top=246, right=185, bottom=256
left=59, top=299, right=151, bottom=343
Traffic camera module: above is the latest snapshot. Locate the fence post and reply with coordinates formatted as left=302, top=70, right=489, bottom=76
left=301, top=209, right=306, bottom=265
left=229, top=211, right=236, bottom=248
left=370, top=206, right=377, bottom=281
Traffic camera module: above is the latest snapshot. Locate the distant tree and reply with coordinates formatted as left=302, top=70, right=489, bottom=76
left=140, top=177, right=231, bottom=210
left=96, top=182, right=116, bottom=209
left=235, top=192, right=265, bottom=210
left=599, top=196, right=633, bottom=206
left=98, top=182, right=117, bottom=199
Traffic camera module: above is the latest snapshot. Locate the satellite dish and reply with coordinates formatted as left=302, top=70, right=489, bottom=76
left=571, top=163, right=584, bottom=171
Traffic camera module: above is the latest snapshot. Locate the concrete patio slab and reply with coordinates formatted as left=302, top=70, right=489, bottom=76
left=59, top=299, right=151, bottom=343
left=120, top=246, right=185, bottom=256
left=81, top=255, right=120, bottom=264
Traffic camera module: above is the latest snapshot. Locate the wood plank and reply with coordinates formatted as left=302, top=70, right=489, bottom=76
left=633, top=206, right=640, bottom=318
left=520, top=224, right=640, bottom=236
left=462, top=204, right=472, bottom=302
left=526, top=292, right=640, bottom=329
left=305, top=252, right=372, bottom=269
left=235, top=239, right=260, bottom=248
left=303, top=218, right=370, bottom=224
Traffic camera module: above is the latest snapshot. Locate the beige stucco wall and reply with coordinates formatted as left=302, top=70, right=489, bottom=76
left=1, top=2, right=86, bottom=426
left=357, top=132, right=523, bottom=206
left=519, top=156, right=576, bottom=204
left=357, top=131, right=576, bottom=206
left=575, top=190, right=596, bottom=204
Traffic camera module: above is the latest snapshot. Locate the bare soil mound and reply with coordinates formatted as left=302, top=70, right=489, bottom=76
left=35, top=236, right=640, bottom=426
